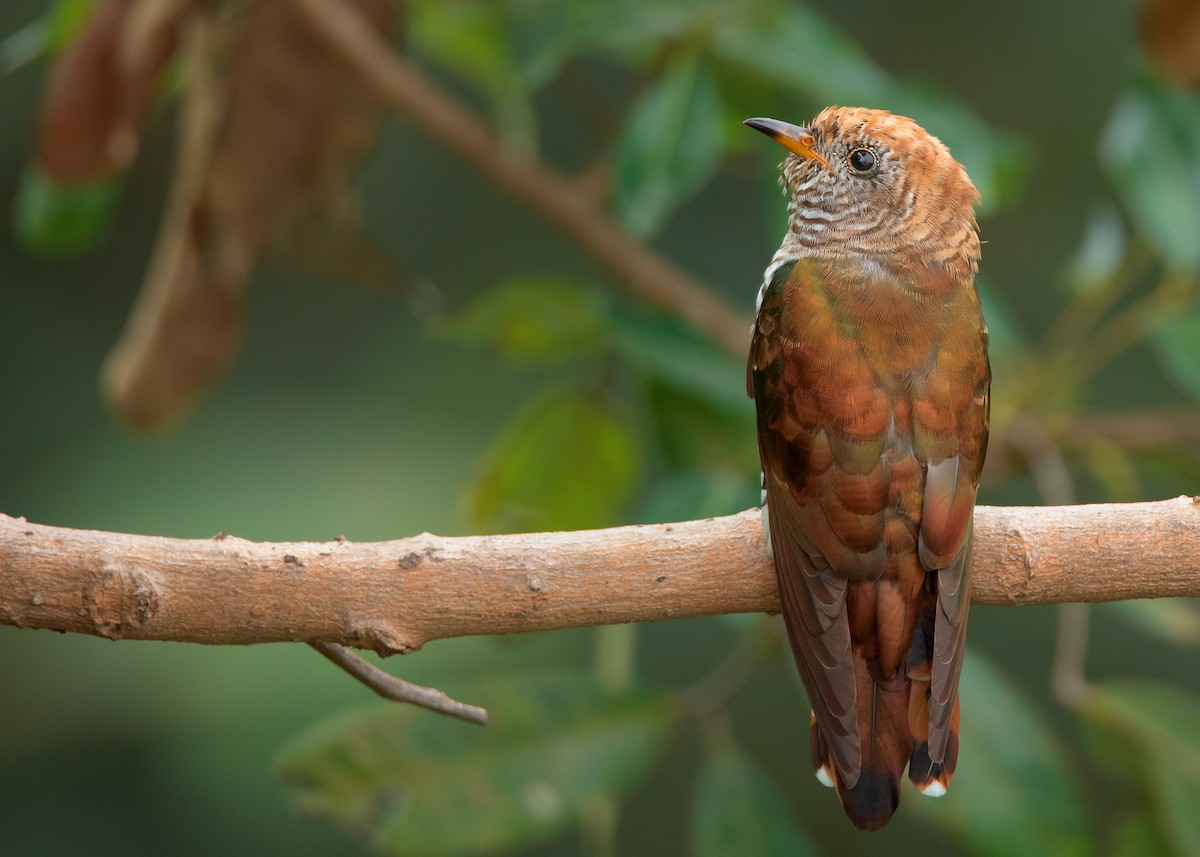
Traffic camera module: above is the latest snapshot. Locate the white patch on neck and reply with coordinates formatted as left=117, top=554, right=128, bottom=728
left=756, top=254, right=793, bottom=314
left=759, top=475, right=773, bottom=560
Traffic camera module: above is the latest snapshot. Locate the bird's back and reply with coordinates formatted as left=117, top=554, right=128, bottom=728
left=750, top=253, right=989, bottom=829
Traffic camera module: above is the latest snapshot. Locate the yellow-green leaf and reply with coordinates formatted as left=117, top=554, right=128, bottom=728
left=1084, top=680, right=1200, bottom=857
left=614, top=51, right=723, bottom=236
left=469, top=388, right=640, bottom=532
left=691, top=741, right=821, bottom=857
left=440, top=277, right=608, bottom=363
left=1150, top=313, right=1200, bottom=401
left=13, top=164, right=118, bottom=256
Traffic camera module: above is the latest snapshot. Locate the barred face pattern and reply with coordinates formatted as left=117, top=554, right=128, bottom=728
left=777, top=107, right=981, bottom=284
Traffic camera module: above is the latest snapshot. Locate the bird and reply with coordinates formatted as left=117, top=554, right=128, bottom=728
left=744, top=107, right=990, bottom=831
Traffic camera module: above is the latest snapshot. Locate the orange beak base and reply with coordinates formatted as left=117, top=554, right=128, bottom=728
left=744, top=117, right=832, bottom=172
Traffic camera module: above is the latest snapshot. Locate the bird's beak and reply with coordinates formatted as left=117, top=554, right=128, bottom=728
left=744, top=117, right=832, bottom=172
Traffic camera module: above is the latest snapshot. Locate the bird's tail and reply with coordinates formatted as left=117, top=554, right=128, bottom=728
left=810, top=656, right=912, bottom=832
left=810, top=657, right=961, bottom=828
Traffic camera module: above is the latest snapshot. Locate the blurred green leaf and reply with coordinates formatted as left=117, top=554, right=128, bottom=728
left=611, top=302, right=750, bottom=417
left=499, top=0, right=760, bottom=86
left=410, top=2, right=536, bottom=150
left=691, top=740, right=821, bottom=857
left=13, top=164, right=118, bottom=256
left=642, top=381, right=758, bottom=475
left=713, top=2, right=887, bottom=107
left=45, top=0, right=97, bottom=52
left=1105, top=599, right=1200, bottom=648
left=636, top=470, right=756, bottom=525
left=976, top=275, right=1028, bottom=360
left=1081, top=439, right=1143, bottom=501
left=440, top=277, right=609, bottom=363
left=909, top=655, right=1092, bottom=857
left=712, top=2, right=1026, bottom=211
left=1, top=0, right=96, bottom=74
left=614, top=51, right=724, bottom=236
left=1149, top=313, right=1200, bottom=401
left=1109, top=811, right=1174, bottom=857
left=277, top=671, right=672, bottom=857
left=0, top=18, right=47, bottom=75
left=1101, top=73, right=1200, bottom=272
left=1066, top=205, right=1127, bottom=294
left=1084, top=681, right=1200, bottom=857
left=469, top=387, right=640, bottom=532
left=751, top=145, right=791, bottom=242
left=1139, top=444, right=1200, bottom=497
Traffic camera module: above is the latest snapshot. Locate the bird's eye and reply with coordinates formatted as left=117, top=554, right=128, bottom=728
left=847, top=147, right=878, bottom=174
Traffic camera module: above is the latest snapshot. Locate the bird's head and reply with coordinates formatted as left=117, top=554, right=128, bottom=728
left=745, top=106, right=980, bottom=280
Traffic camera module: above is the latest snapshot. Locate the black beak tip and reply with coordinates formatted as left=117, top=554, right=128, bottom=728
left=743, top=117, right=782, bottom=139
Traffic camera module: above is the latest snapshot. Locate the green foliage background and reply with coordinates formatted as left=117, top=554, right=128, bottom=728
left=3, top=1, right=1200, bottom=855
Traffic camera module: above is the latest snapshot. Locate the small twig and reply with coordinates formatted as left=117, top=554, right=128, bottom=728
left=308, top=641, right=489, bottom=725
left=1068, top=406, right=1200, bottom=448
left=1052, top=604, right=1092, bottom=708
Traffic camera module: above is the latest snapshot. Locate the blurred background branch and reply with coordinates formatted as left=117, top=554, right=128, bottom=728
left=293, top=0, right=751, bottom=358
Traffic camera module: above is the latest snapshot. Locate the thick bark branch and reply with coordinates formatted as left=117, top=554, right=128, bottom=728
left=2, top=498, right=1198, bottom=655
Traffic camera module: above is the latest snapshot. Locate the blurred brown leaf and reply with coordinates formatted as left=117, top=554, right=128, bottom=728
left=100, top=0, right=396, bottom=429
left=1141, top=0, right=1200, bottom=86
left=35, top=0, right=198, bottom=183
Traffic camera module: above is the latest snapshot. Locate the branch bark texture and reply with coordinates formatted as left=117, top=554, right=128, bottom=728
left=2, top=498, right=1198, bottom=655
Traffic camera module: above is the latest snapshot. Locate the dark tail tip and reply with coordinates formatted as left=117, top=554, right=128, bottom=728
left=839, top=767, right=901, bottom=831
left=908, top=741, right=952, bottom=797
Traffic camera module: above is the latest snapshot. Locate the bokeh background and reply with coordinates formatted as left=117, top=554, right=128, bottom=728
left=2, top=1, right=1200, bottom=855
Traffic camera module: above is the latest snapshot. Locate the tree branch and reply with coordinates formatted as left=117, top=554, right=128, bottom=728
left=2, top=498, right=1198, bottom=654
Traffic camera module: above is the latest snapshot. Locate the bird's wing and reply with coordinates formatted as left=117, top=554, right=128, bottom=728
left=749, top=258, right=893, bottom=789
left=750, top=257, right=990, bottom=790
left=913, top=330, right=990, bottom=764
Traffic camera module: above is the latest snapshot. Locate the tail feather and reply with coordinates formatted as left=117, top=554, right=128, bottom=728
left=809, top=712, right=836, bottom=788
left=812, top=653, right=911, bottom=831
left=907, top=590, right=961, bottom=797
left=908, top=694, right=959, bottom=796
left=839, top=765, right=902, bottom=831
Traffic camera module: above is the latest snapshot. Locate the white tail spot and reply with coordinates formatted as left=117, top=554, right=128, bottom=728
left=920, top=780, right=947, bottom=798
left=815, top=766, right=835, bottom=788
